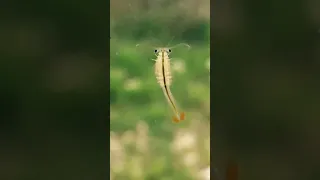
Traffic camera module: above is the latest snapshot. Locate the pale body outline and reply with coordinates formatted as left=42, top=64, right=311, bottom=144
left=152, top=43, right=190, bottom=123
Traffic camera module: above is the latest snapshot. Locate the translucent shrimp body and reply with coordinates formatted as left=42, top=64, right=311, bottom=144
left=154, top=48, right=185, bottom=123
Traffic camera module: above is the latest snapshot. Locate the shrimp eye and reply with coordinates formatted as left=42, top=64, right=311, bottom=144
left=168, top=49, right=172, bottom=53
left=154, top=49, right=158, bottom=53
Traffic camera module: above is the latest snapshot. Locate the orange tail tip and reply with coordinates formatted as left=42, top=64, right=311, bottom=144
left=172, top=116, right=180, bottom=123
left=172, top=112, right=185, bottom=123
left=180, top=112, right=185, bottom=121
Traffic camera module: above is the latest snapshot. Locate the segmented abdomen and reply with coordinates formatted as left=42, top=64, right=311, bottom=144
left=155, top=55, right=172, bottom=87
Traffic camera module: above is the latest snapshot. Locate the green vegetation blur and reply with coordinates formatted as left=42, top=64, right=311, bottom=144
left=110, top=0, right=210, bottom=179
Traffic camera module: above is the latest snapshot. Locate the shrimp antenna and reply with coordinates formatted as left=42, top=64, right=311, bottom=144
left=165, top=36, right=175, bottom=47
left=136, top=34, right=162, bottom=50
left=169, top=43, right=191, bottom=50
left=150, top=36, right=162, bottom=45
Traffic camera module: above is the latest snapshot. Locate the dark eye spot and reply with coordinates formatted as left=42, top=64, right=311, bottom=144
left=154, top=49, right=158, bottom=53
left=168, top=49, right=172, bottom=52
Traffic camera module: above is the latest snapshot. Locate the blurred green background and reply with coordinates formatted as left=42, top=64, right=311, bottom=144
left=110, top=0, right=210, bottom=179
left=111, top=0, right=320, bottom=180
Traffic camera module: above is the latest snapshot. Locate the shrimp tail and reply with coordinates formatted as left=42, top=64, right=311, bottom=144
left=180, top=112, right=185, bottom=120
left=172, top=112, right=185, bottom=123
left=172, top=116, right=180, bottom=123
